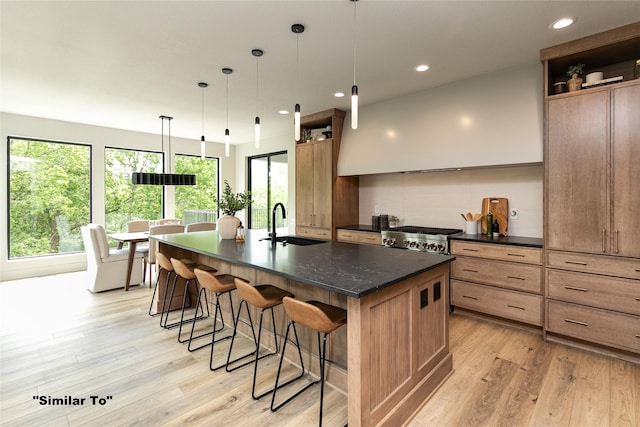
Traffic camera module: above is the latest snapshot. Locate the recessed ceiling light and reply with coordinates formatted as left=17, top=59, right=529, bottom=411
left=415, top=64, right=430, bottom=72
left=334, top=92, right=345, bottom=98
left=551, top=17, right=576, bottom=29
left=278, top=110, right=289, bottom=115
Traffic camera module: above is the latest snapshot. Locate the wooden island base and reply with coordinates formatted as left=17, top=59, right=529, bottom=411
left=156, top=240, right=452, bottom=427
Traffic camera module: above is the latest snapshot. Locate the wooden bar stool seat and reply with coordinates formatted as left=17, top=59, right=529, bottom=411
left=189, top=268, right=242, bottom=369
left=270, top=296, right=347, bottom=427
left=162, top=257, right=217, bottom=341
left=226, top=278, right=294, bottom=400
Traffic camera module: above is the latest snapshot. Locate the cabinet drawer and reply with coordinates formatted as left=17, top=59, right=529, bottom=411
left=296, top=226, right=332, bottom=240
left=451, top=241, right=542, bottom=265
left=337, top=229, right=382, bottom=246
left=547, top=300, right=640, bottom=353
left=452, top=257, right=542, bottom=293
left=547, top=269, right=640, bottom=315
left=547, top=250, right=640, bottom=280
left=451, top=280, right=542, bottom=326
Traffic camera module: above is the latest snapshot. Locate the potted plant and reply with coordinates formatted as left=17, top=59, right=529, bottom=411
left=566, top=63, right=585, bottom=92
left=217, top=180, right=252, bottom=239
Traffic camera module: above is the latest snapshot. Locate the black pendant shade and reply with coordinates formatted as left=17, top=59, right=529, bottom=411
left=131, top=172, right=196, bottom=186
left=132, top=115, right=197, bottom=186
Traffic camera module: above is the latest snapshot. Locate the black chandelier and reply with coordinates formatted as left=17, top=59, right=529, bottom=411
left=132, top=115, right=196, bottom=186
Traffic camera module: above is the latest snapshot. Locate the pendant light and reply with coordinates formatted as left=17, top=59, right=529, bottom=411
left=291, top=24, right=304, bottom=142
left=351, top=0, right=359, bottom=130
left=252, top=49, right=263, bottom=148
left=199, top=82, right=208, bottom=159
left=132, top=115, right=196, bottom=186
left=222, top=68, right=232, bottom=157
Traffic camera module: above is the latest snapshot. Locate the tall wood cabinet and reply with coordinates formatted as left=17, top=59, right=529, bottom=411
left=542, top=22, right=640, bottom=360
left=295, top=109, right=359, bottom=240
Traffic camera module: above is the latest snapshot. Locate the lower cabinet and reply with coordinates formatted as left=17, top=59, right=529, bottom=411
left=545, top=250, right=640, bottom=356
left=450, top=240, right=543, bottom=327
left=296, top=226, right=332, bottom=240
left=336, top=229, right=382, bottom=246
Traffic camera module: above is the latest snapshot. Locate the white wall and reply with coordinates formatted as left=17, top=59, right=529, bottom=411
left=359, top=165, right=543, bottom=238
left=0, top=112, right=235, bottom=280
left=339, top=61, right=543, bottom=176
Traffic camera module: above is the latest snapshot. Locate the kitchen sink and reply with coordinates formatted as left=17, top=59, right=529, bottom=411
left=269, top=236, right=327, bottom=246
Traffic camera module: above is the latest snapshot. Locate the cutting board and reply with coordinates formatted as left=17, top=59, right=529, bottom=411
left=481, top=197, right=508, bottom=236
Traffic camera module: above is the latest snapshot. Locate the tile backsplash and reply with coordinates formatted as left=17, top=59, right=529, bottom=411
left=359, top=165, right=543, bottom=238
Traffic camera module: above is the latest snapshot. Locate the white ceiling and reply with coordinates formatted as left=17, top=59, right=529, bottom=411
left=2, top=1, right=639, bottom=145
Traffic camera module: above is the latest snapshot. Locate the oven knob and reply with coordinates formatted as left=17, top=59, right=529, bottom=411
left=428, top=243, right=436, bottom=250
left=422, top=242, right=429, bottom=250
left=437, top=244, right=445, bottom=251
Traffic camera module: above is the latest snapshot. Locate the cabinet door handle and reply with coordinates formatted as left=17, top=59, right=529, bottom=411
left=602, top=229, right=606, bottom=253
left=463, top=248, right=479, bottom=252
left=364, top=237, right=377, bottom=241
left=343, top=233, right=353, bottom=238
left=635, top=297, right=640, bottom=302
left=507, top=276, right=526, bottom=281
left=636, top=334, right=640, bottom=339
left=507, top=304, right=525, bottom=310
left=615, top=230, right=619, bottom=254
left=463, top=269, right=478, bottom=273
left=462, top=295, right=478, bottom=300
left=565, top=260, right=587, bottom=266
left=564, top=318, right=588, bottom=327
left=507, top=253, right=525, bottom=258
left=564, top=286, right=588, bottom=292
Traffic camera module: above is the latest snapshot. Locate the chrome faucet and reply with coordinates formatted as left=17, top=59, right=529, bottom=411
left=272, top=203, right=286, bottom=246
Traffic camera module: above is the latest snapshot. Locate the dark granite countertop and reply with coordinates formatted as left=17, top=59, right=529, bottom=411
left=451, top=233, right=543, bottom=248
left=336, top=224, right=382, bottom=233
left=153, top=229, right=454, bottom=298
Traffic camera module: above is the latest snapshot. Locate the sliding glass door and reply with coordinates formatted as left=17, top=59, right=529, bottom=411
left=248, top=151, right=288, bottom=230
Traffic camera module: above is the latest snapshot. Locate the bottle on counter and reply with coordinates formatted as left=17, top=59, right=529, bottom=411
left=235, top=221, right=245, bottom=242
left=486, top=212, right=493, bottom=236
left=493, top=219, right=499, bottom=237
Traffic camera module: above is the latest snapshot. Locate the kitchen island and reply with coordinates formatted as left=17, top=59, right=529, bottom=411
left=153, top=229, right=454, bottom=427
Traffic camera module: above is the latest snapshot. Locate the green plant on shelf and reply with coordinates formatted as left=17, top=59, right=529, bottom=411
left=567, top=63, right=586, bottom=77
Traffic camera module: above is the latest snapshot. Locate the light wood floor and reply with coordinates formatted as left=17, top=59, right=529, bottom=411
left=1, top=272, right=638, bottom=427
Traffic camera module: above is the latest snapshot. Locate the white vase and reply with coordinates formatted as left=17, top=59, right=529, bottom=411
left=217, top=215, right=240, bottom=239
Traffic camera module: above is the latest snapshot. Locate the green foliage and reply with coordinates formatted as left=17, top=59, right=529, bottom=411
left=567, top=63, right=586, bottom=76
left=9, top=139, right=90, bottom=258
left=174, top=155, right=219, bottom=219
left=104, top=148, right=163, bottom=233
left=219, top=180, right=252, bottom=216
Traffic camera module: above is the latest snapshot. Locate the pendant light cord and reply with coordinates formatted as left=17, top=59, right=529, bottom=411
left=167, top=117, right=172, bottom=174
left=296, top=34, right=300, bottom=100
left=256, top=56, right=260, bottom=116
left=201, top=88, right=205, bottom=136
left=353, top=0, right=357, bottom=86
left=226, top=75, right=229, bottom=128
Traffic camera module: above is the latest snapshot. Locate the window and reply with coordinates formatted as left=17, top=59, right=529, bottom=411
left=175, top=154, right=219, bottom=222
left=248, top=151, right=288, bottom=230
left=8, top=137, right=91, bottom=259
left=105, top=147, right=162, bottom=232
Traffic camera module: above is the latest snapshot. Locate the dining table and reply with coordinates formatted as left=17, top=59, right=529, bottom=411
left=107, top=231, right=149, bottom=291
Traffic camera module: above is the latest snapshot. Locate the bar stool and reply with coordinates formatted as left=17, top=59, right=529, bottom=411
left=148, top=251, right=183, bottom=318
left=270, top=296, right=347, bottom=427
left=163, top=257, right=217, bottom=343
left=226, top=278, right=294, bottom=400
left=189, top=268, right=240, bottom=369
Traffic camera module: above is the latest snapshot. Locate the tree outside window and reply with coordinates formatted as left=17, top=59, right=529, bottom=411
left=8, top=137, right=90, bottom=258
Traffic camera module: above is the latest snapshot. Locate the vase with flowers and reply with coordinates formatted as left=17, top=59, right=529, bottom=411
left=217, top=180, right=252, bottom=239
left=566, top=63, right=585, bottom=92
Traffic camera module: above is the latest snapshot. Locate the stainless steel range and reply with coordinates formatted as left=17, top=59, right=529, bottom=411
left=381, top=226, right=462, bottom=254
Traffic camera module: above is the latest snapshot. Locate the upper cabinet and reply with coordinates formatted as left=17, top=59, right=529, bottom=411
left=543, top=22, right=640, bottom=258
left=295, top=109, right=359, bottom=240
left=541, top=22, right=640, bottom=98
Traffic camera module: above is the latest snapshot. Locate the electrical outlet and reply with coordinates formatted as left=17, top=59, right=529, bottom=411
left=509, top=208, right=518, bottom=220
left=374, top=205, right=380, bottom=214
